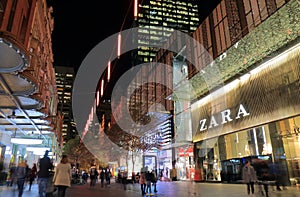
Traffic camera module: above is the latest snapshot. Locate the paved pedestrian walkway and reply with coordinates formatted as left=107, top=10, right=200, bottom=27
left=0, top=181, right=40, bottom=197
left=1, top=180, right=300, bottom=197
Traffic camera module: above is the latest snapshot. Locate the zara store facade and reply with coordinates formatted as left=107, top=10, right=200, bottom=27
left=183, top=0, right=300, bottom=184
left=191, top=42, right=300, bottom=184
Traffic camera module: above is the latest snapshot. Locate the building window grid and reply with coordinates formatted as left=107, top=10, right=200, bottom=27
left=213, top=2, right=229, bottom=55
left=243, top=0, right=284, bottom=33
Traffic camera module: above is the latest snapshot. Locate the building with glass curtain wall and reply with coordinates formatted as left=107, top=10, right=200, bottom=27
left=128, top=0, right=201, bottom=179
left=55, top=66, right=77, bottom=142
left=135, top=0, right=200, bottom=63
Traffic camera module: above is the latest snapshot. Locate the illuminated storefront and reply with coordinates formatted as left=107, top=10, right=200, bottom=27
left=192, top=43, right=300, bottom=184
left=176, top=145, right=195, bottom=180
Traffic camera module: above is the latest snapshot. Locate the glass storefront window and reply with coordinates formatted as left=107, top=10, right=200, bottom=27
left=196, top=116, right=300, bottom=185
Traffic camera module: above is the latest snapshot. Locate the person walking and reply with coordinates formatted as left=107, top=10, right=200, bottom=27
left=257, top=160, right=276, bottom=197
left=151, top=169, right=158, bottom=193
left=37, top=150, right=53, bottom=197
left=89, top=163, right=98, bottom=187
left=9, top=163, right=17, bottom=187
left=121, top=171, right=128, bottom=190
left=105, top=169, right=111, bottom=186
left=28, top=163, right=37, bottom=191
left=139, top=172, right=146, bottom=195
left=242, top=160, right=257, bottom=196
left=99, top=169, right=105, bottom=188
left=145, top=171, right=152, bottom=195
left=16, top=159, right=29, bottom=197
left=53, top=155, right=71, bottom=197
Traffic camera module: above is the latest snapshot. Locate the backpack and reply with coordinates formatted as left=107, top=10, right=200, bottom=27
left=150, top=172, right=156, bottom=183
left=100, top=171, right=105, bottom=179
left=90, top=168, right=97, bottom=176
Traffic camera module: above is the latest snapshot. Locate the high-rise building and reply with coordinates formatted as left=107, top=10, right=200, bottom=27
left=54, top=66, right=76, bottom=142
left=129, top=0, right=201, bottom=132
left=113, top=0, right=203, bottom=176
left=134, top=0, right=200, bottom=63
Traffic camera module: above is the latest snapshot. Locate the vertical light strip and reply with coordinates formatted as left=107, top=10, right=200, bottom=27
left=117, top=33, right=121, bottom=58
left=94, top=100, right=97, bottom=113
left=253, top=129, right=259, bottom=155
left=91, top=106, right=94, bottom=121
left=96, top=90, right=100, bottom=106
left=107, top=61, right=111, bottom=82
left=134, top=0, right=138, bottom=20
left=100, top=79, right=104, bottom=96
left=261, top=126, right=266, bottom=144
left=235, top=133, right=239, bottom=143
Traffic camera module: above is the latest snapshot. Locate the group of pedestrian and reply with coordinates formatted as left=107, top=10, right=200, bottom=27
left=139, top=170, right=158, bottom=195
left=7, top=150, right=79, bottom=197
left=99, top=168, right=112, bottom=187
left=8, top=159, right=37, bottom=197
left=89, top=163, right=112, bottom=188
left=242, top=159, right=287, bottom=197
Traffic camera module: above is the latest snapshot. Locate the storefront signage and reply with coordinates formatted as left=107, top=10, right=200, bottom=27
left=199, top=104, right=250, bottom=131
left=178, top=147, right=185, bottom=157
left=277, top=127, right=300, bottom=137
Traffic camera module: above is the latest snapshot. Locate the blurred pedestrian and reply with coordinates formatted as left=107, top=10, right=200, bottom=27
left=275, top=160, right=288, bottom=190
left=151, top=169, right=158, bottom=193
left=89, top=163, right=98, bottom=187
left=132, top=171, right=136, bottom=183
left=171, top=167, right=177, bottom=181
left=53, top=155, right=71, bottom=197
left=9, top=163, right=17, bottom=187
left=139, top=171, right=146, bottom=195
left=16, top=159, right=29, bottom=197
left=121, top=171, right=128, bottom=190
left=37, top=150, right=53, bottom=197
left=100, top=169, right=105, bottom=187
left=81, top=170, right=88, bottom=184
left=29, top=163, right=37, bottom=191
left=257, top=160, right=275, bottom=197
left=242, top=160, right=257, bottom=196
left=106, top=169, right=111, bottom=186
left=145, top=171, right=152, bottom=194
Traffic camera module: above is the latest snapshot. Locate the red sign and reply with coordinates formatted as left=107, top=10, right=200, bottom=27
left=178, top=147, right=185, bottom=157
left=186, top=146, right=194, bottom=157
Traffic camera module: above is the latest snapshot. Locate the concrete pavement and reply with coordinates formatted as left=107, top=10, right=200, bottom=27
left=1, top=180, right=300, bottom=197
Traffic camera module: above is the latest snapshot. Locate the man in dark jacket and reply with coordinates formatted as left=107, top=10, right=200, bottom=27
left=145, top=171, right=152, bottom=194
left=89, top=163, right=98, bottom=187
left=37, top=150, right=53, bottom=197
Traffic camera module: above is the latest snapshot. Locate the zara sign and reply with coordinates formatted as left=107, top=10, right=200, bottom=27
left=199, top=104, right=250, bottom=131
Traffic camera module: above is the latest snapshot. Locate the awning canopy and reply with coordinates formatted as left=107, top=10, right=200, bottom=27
left=0, top=35, right=54, bottom=148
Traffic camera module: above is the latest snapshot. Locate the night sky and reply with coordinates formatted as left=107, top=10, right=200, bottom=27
left=51, top=0, right=132, bottom=72
left=51, top=0, right=221, bottom=72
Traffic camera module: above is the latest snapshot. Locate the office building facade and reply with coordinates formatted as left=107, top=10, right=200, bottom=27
left=125, top=0, right=202, bottom=179
left=135, top=0, right=200, bottom=63
left=55, top=66, right=76, bottom=142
